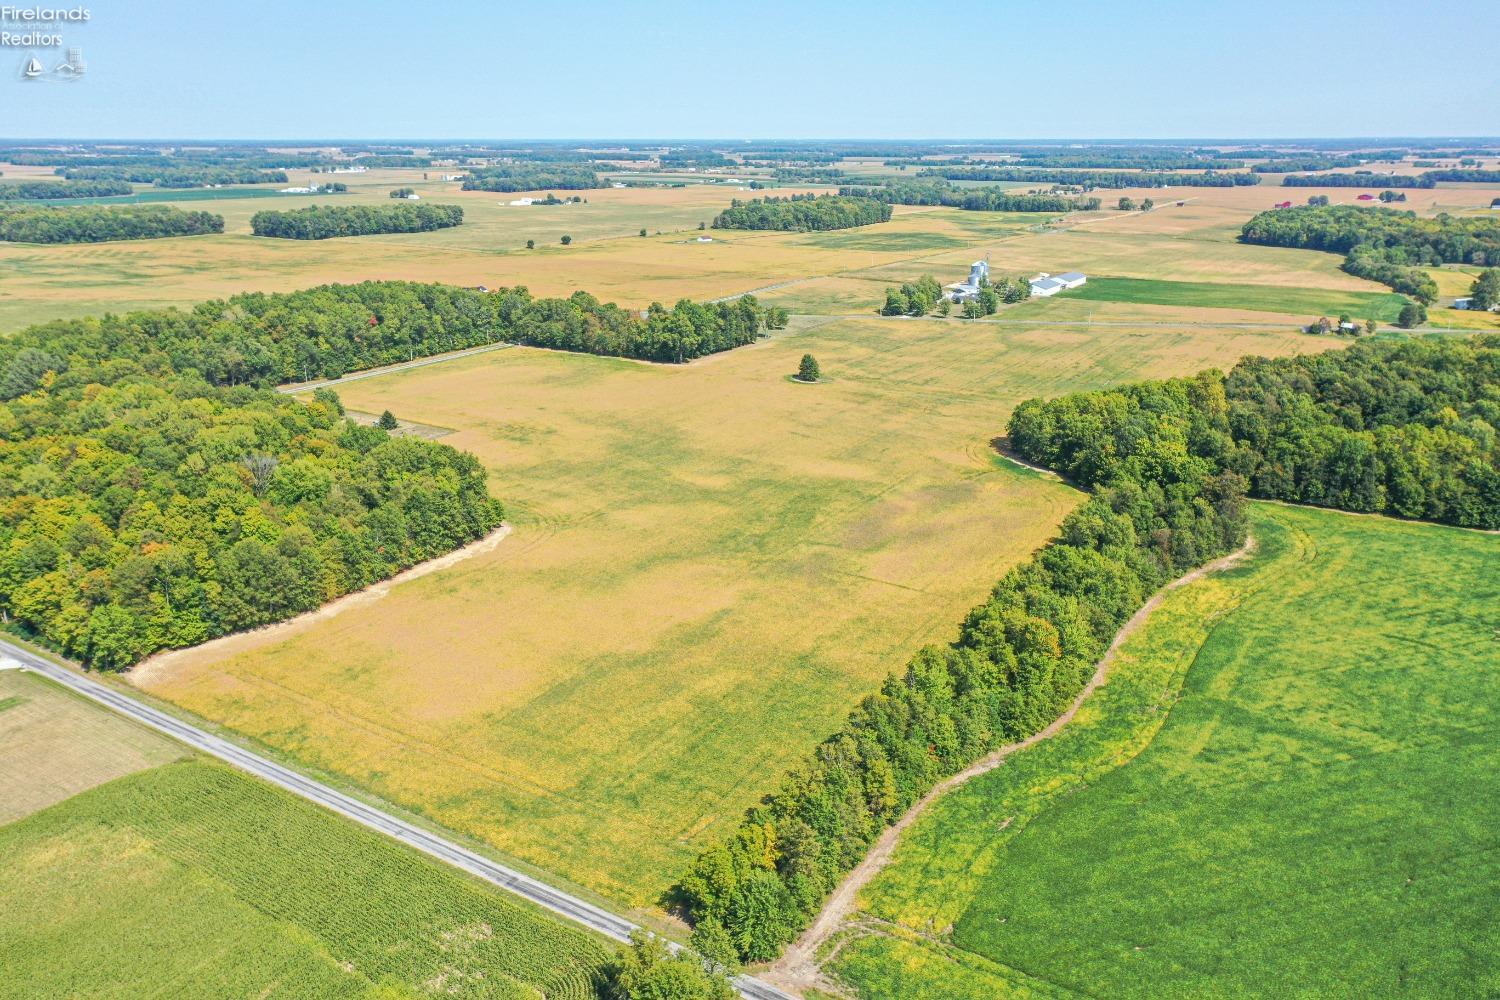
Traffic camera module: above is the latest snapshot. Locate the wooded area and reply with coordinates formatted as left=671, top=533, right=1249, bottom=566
left=915, top=166, right=1261, bottom=188
left=1240, top=204, right=1500, bottom=302
left=0, top=204, right=224, bottom=243
left=461, top=165, right=601, bottom=191
left=0, top=180, right=134, bottom=200
left=711, top=194, right=892, bottom=231
left=249, top=203, right=464, bottom=239
left=840, top=181, right=1100, bottom=212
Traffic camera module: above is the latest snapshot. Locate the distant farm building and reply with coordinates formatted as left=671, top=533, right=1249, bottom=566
left=1030, top=271, right=1087, bottom=297
left=946, top=259, right=990, bottom=302
left=1275, top=201, right=1293, bottom=209
left=508, top=198, right=536, bottom=206
left=1357, top=193, right=1376, bottom=201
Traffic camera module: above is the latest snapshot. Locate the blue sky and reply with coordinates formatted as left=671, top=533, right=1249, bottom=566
left=4, top=0, right=1497, bottom=140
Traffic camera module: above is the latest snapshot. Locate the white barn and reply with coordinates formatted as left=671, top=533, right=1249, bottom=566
left=1030, top=271, right=1087, bottom=297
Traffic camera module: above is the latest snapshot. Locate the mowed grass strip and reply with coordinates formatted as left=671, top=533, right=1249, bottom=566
left=0, top=759, right=610, bottom=1000
left=836, top=505, right=1500, bottom=998
left=1047, top=275, right=1408, bottom=321
left=0, top=670, right=186, bottom=824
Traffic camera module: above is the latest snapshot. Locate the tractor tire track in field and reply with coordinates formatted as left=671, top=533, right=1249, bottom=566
left=766, top=535, right=1258, bottom=996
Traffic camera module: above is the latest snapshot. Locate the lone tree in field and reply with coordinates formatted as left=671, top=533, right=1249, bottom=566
left=1397, top=301, right=1427, bottom=328
left=639, top=228, right=647, bottom=237
left=796, top=354, right=821, bottom=383
left=377, top=410, right=398, bottom=430
left=525, top=239, right=534, bottom=249
left=560, top=234, right=572, bottom=245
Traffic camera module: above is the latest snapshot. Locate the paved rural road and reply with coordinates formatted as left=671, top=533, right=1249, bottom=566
left=0, top=636, right=795, bottom=1000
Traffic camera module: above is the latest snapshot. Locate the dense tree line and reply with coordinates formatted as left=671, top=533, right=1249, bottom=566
left=0, top=180, right=134, bottom=200
left=711, top=194, right=891, bottom=231
left=250, top=203, right=464, bottom=239
left=915, top=166, right=1261, bottom=188
left=1421, top=169, right=1500, bottom=183
left=1240, top=204, right=1500, bottom=301
left=0, top=373, right=504, bottom=670
left=58, top=165, right=288, bottom=187
left=1280, top=172, right=1432, bottom=188
left=676, top=369, right=1250, bottom=962
left=660, top=151, right=734, bottom=168
left=461, top=166, right=601, bottom=191
left=1011, top=337, right=1500, bottom=529
left=0, top=281, right=782, bottom=393
left=1, top=150, right=331, bottom=169
left=1252, top=153, right=1404, bottom=172
left=1010, top=153, right=1241, bottom=169
left=348, top=155, right=433, bottom=167
left=839, top=181, right=1099, bottom=212
left=770, top=167, right=845, bottom=183
left=0, top=204, right=223, bottom=243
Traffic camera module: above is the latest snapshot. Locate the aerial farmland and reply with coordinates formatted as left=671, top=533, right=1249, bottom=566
left=2, top=4, right=1498, bottom=997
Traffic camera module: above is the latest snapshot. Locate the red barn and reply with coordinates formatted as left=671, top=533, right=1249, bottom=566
left=1357, top=193, right=1375, bottom=201
left=1275, top=201, right=1293, bottom=209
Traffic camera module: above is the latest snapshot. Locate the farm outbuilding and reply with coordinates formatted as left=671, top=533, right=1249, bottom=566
left=1029, top=271, right=1086, bottom=297
left=946, top=259, right=990, bottom=302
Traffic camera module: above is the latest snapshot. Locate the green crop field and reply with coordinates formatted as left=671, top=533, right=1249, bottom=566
left=833, top=504, right=1500, bottom=999
left=1047, top=275, right=1409, bottom=321
left=0, top=758, right=610, bottom=1000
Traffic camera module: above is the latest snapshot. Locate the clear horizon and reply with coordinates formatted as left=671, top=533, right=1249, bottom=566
left=3, top=0, right=1496, bottom=141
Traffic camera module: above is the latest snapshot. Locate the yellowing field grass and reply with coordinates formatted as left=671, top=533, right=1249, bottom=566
left=135, top=315, right=1338, bottom=909
left=9, top=172, right=1484, bottom=332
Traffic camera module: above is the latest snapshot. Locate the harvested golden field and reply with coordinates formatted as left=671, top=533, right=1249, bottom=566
left=11, top=168, right=1482, bottom=332
left=134, top=315, right=1338, bottom=909
left=0, top=668, right=186, bottom=824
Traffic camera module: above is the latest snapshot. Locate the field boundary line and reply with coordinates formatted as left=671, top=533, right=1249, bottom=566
left=131, top=525, right=513, bottom=687
left=280, top=341, right=516, bottom=393
left=0, top=636, right=795, bottom=1000
left=767, top=535, right=1258, bottom=994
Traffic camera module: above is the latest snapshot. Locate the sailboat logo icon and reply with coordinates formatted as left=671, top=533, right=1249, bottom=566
left=22, top=56, right=44, bottom=79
